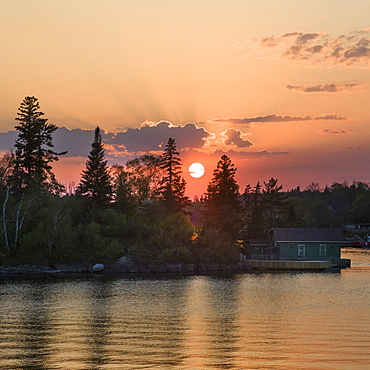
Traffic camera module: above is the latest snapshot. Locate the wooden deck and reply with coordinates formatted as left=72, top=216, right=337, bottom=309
left=243, top=260, right=332, bottom=271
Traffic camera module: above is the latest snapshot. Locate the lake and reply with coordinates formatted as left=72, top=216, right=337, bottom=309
left=0, top=248, right=369, bottom=369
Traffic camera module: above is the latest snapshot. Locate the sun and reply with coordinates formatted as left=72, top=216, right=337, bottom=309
left=188, top=162, right=205, bottom=178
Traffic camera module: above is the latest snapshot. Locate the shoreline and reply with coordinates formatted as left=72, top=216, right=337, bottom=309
left=0, top=261, right=251, bottom=277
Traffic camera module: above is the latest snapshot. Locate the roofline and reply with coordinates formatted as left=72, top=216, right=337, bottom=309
left=276, top=240, right=344, bottom=243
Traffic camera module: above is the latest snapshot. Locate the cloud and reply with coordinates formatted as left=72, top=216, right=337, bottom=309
left=241, top=29, right=370, bottom=68
left=53, top=126, right=113, bottom=157
left=314, top=115, right=348, bottom=121
left=0, top=122, right=212, bottom=163
left=201, top=128, right=253, bottom=152
left=211, top=114, right=348, bottom=125
left=213, top=149, right=289, bottom=158
left=222, top=129, right=253, bottom=148
left=108, top=121, right=210, bottom=155
left=347, top=146, right=364, bottom=150
left=319, top=129, right=354, bottom=135
left=0, top=131, right=18, bottom=152
left=286, top=83, right=366, bottom=93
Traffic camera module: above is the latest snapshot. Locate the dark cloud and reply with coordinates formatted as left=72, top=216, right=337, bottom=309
left=212, top=114, right=347, bottom=125
left=223, top=129, right=253, bottom=148
left=314, top=115, right=348, bottom=121
left=319, top=129, right=354, bottom=135
left=0, top=131, right=18, bottom=152
left=109, top=121, right=210, bottom=153
left=343, top=37, right=370, bottom=60
left=213, top=149, right=289, bottom=158
left=256, top=29, right=370, bottom=67
left=296, top=32, right=322, bottom=44
left=261, top=36, right=280, bottom=48
left=53, top=126, right=114, bottom=157
left=213, top=115, right=310, bottom=124
left=286, top=83, right=365, bottom=93
left=0, top=122, right=211, bottom=162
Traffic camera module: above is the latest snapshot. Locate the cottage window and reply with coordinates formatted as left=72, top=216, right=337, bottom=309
left=319, top=244, right=326, bottom=256
left=298, top=244, right=305, bottom=257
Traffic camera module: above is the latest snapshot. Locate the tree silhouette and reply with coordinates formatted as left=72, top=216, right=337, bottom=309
left=245, top=181, right=265, bottom=239
left=203, top=154, right=243, bottom=250
left=126, top=154, right=163, bottom=202
left=160, top=138, right=190, bottom=213
left=77, top=126, right=112, bottom=207
left=262, top=177, right=286, bottom=230
left=0, top=152, right=13, bottom=187
left=10, top=96, right=66, bottom=192
left=206, top=154, right=240, bottom=209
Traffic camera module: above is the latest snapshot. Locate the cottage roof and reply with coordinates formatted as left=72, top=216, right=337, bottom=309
left=249, top=239, right=268, bottom=246
left=269, top=228, right=345, bottom=242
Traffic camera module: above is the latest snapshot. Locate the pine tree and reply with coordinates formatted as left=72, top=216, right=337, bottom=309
left=247, top=182, right=265, bottom=238
left=11, top=96, right=66, bottom=192
left=206, top=154, right=240, bottom=209
left=160, top=138, right=190, bottom=213
left=204, top=154, right=242, bottom=242
left=77, top=127, right=112, bottom=207
left=262, top=178, right=286, bottom=230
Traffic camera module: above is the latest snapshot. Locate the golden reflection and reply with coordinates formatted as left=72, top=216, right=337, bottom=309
left=85, top=281, right=112, bottom=367
left=182, top=276, right=239, bottom=369
left=1, top=255, right=370, bottom=370
left=107, top=278, right=186, bottom=367
left=0, top=282, right=52, bottom=369
left=47, top=280, right=94, bottom=369
left=235, top=274, right=297, bottom=368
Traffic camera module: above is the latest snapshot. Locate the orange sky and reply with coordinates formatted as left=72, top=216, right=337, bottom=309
left=1, top=1, right=370, bottom=198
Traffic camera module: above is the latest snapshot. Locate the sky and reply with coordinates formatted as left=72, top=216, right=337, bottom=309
left=1, top=0, right=370, bottom=198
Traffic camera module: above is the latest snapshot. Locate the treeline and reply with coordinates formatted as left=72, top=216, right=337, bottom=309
left=0, top=97, right=368, bottom=266
left=241, top=179, right=370, bottom=239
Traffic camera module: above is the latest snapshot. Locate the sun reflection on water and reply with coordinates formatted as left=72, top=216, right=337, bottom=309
left=0, top=251, right=370, bottom=369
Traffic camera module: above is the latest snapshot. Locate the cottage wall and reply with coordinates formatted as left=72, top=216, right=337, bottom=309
left=279, top=242, right=341, bottom=261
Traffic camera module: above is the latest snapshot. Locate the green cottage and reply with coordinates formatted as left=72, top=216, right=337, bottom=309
left=244, top=228, right=350, bottom=269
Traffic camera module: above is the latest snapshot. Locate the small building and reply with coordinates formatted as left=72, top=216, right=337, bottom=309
left=244, top=228, right=350, bottom=269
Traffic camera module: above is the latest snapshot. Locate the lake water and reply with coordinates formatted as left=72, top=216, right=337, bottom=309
left=0, top=248, right=369, bottom=370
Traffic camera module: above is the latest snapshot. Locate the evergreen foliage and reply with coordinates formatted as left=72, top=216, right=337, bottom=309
left=243, top=178, right=286, bottom=238
left=160, top=138, right=190, bottom=213
left=10, top=96, right=66, bottom=193
left=111, top=165, right=136, bottom=212
left=201, top=155, right=243, bottom=260
left=244, top=182, right=265, bottom=239
left=206, top=154, right=240, bottom=209
left=77, top=127, right=113, bottom=207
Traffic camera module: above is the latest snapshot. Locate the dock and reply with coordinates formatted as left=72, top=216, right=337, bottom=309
left=243, top=260, right=332, bottom=271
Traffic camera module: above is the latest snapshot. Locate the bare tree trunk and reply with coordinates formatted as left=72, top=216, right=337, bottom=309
left=13, top=194, right=35, bottom=249
left=2, top=187, right=9, bottom=252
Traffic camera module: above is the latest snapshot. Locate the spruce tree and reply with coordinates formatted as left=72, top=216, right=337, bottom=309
left=206, top=154, right=240, bottom=209
left=262, top=178, right=286, bottom=230
left=204, top=154, right=242, bottom=244
left=77, top=126, right=112, bottom=207
left=160, top=138, right=190, bottom=213
left=11, top=96, right=66, bottom=192
left=247, top=182, right=265, bottom=239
